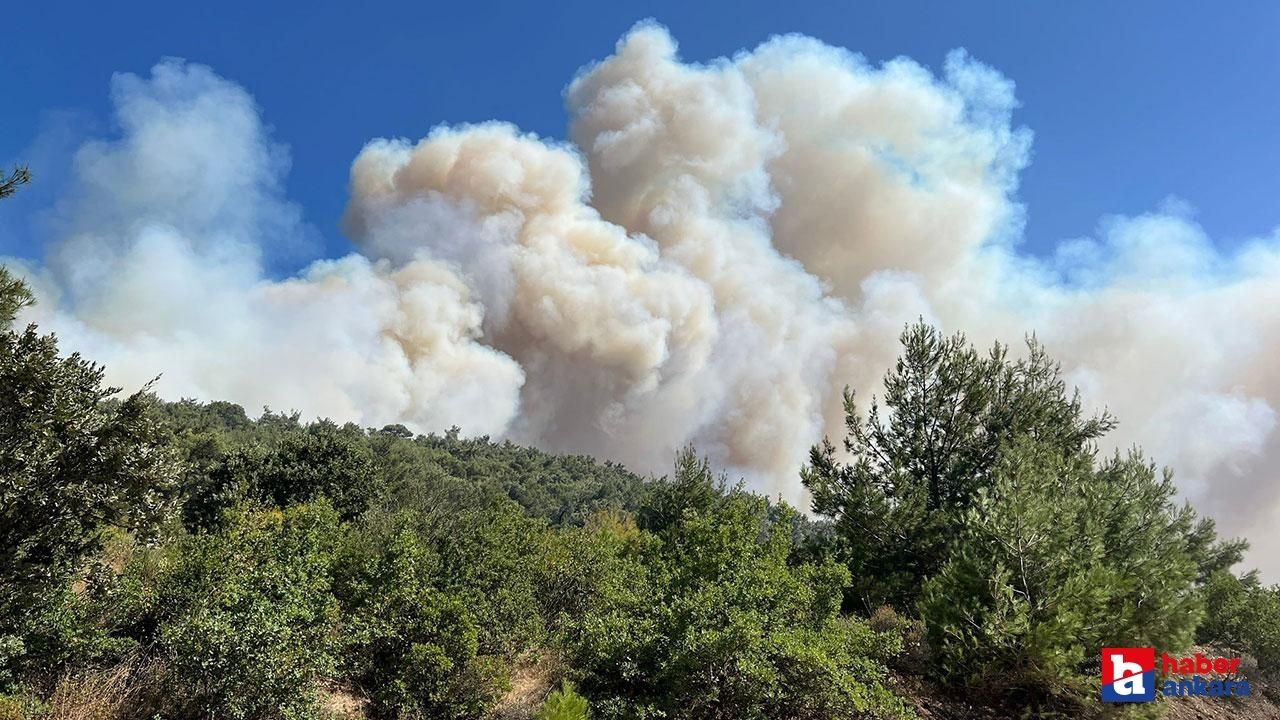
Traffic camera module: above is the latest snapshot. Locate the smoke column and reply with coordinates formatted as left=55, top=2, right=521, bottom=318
left=8, top=23, right=1280, bottom=575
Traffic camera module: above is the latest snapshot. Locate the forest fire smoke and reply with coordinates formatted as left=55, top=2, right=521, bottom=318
left=10, top=23, right=1280, bottom=574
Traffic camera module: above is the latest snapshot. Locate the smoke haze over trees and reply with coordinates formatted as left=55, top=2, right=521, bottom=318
left=5, top=24, right=1279, bottom=575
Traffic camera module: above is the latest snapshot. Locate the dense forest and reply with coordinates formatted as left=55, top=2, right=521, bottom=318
left=3, top=170, right=1280, bottom=719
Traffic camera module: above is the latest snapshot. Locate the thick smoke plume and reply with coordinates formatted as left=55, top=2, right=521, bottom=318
left=9, top=24, right=1280, bottom=574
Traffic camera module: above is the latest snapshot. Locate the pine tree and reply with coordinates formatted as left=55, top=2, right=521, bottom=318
left=803, top=321, right=1114, bottom=610
left=537, top=681, right=590, bottom=720
left=0, top=166, right=30, bottom=200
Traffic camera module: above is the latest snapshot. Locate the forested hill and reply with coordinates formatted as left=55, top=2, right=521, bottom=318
left=153, top=398, right=653, bottom=529
left=4, top=258, right=1280, bottom=720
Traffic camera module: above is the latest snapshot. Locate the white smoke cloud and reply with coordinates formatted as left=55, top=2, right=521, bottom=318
left=9, top=24, right=1280, bottom=575
left=12, top=60, right=525, bottom=438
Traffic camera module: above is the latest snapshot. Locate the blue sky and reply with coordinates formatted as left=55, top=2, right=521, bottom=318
left=3, top=1, right=1278, bottom=262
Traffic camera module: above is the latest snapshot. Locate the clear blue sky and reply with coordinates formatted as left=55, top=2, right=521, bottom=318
left=4, top=1, right=1278, bottom=263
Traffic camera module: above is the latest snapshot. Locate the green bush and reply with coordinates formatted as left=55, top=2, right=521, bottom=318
left=536, top=510, right=647, bottom=642
left=0, top=692, right=41, bottom=720
left=919, top=438, right=1202, bottom=707
left=1198, top=570, right=1280, bottom=673
left=150, top=503, right=341, bottom=719
left=563, top=454, right=911, bottom=720
left=538, top=680, right=590, bottom=720
left=184, top=421, right=380, bottom=530
left=430, top=503, right=549, bottom=656
left=333, top=523, right=508, bottom=720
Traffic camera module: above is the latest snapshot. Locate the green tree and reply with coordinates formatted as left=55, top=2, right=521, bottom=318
left=917, top=438, right=1202, bottom=707
left=804, top=322, right=1245, bottom=709
left=0, top=267, right=180, bottom=688
left=803, top=322, right=1115, bottom=611
left=636, top=446, right=724, bottom=532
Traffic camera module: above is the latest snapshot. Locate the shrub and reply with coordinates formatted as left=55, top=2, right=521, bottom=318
left=333, top=521, right=510, bottom=720
left=429, top=503, right=549, bottom=656
left=0, top=693, right=41, bottom=720
left=537, top=681, right=589, bottom=720
left=151, top=503, right=341, bottom=719
left=1198, top=570, right=1280, bottom=674
left=563, top=453, right=911, bottom=720
left=185, top=422, right=380, bottom=530
left=536, top=510, right=647, bottom=641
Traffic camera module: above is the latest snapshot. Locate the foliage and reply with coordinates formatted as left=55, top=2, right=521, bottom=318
left=333, top=516, right=509, bottom=719
left=184, top=420, right=380, bottom=529
left=803, top=321, right=1116, bottom=611
left=0, top=692, right=42, bottom=720
left=404, top=428, right=648, bottom=525
left=562, top=452, right=911, bottom=720
left=0, top=166, right=29, bottom=201
left=165, top=399, right=648, bottom=531
left=146, top=503, right=341, bottom=719
left=0, top=268, right=33, bottom=327
left=805, top=322, right=1245, bottom=709
left=538, top=680, right=590, bottom=720
left=1197, top=570, right=1280, bottom=673
left=0, top=267, right=180, bottom=690
left=917, top=437, right=1202, bottom=706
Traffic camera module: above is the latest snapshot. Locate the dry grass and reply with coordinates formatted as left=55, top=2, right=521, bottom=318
left=317, top=680, right=368, bottom=719
left=38, top=657, right=164, bottom=720
left=486, top=651, right=564, bottom=720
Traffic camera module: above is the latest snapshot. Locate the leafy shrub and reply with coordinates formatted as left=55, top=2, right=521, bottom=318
left=410, top=428, right=647, bottom=525
left=430, top=503, right=549, bottom=656
left=334, top=523, right=508, bottom=720
left=1198, top=570, right=1280, bottom=673
left=563, top=454, right=911, bottom=720
left=867, top=606, right=926, bottom=672
left=185, top=422, right=380, bottom=530
left=536, top=510, right=647, bottom=641
left=149, top=503, right=341, bottom=719
left=0, top=692, right=41, bottom=720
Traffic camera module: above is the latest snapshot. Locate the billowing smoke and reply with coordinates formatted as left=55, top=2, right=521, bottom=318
left=13, top=61, right=525, bottom=437
left=8, top=23, right=1280, bottom=575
